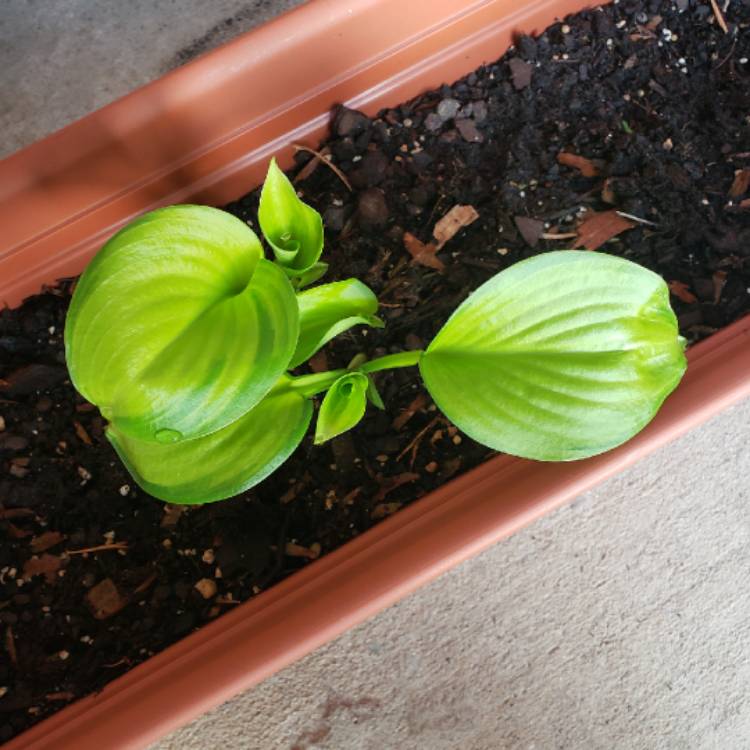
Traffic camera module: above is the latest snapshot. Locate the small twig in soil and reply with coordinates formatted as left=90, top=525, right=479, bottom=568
left=615, top=211, right=658, bottom=227
left=45, top=692, right=75, bottom=702
left=292, top=144, right=353, bottom=192
left=542, top=232, right=578, bottom=240
left=397, top=415, right=442, bottom=467
left=104, top=657, right=132, bottom=669
left=714, top=37, right=737, bottom=71
left=392, top=392, right=429, bottom=431
left=709, top=0, right=729, bottom=33
left=134, top=573, right=158, bottom=595
left=66, top=542, right=129, bottom=555
left=5, top=625, right=17, bottom=665
left=215, top=596, right=241, bottom=605
left=0, top=508, right=35, bottom=520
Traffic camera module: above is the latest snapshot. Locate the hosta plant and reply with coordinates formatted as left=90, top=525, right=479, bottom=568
left=65, top=159, right=687, bottom=504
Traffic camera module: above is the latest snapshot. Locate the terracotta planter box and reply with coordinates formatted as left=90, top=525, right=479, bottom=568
left=1, top=0, right=749, bottom=747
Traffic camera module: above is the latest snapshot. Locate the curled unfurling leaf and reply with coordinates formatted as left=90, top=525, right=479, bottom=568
left=259, top=158, right=325, bottom=285
left=314, top=372, right=369, bottom=445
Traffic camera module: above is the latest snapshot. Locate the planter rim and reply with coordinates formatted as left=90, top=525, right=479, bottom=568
left=3, top=0, right=750, bottom=748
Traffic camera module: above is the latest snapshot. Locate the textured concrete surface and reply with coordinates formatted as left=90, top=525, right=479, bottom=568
left=152, top=397, right=750, bottom=750
left=3, top=2, right=749, bottom=749
left=0, top=0, right=307, bottom=158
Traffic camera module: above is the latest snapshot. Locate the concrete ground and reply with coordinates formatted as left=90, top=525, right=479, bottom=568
left=2, top=2, right=749, bottom=748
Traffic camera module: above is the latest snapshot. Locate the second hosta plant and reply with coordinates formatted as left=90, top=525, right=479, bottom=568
left=65, top=159, right=687, bottom=504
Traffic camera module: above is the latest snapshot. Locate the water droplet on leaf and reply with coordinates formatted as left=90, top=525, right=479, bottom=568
left=154, top=428, right=182, bottom=444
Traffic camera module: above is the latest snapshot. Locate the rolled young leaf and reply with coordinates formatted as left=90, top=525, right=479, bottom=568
left=107, top=377, right=313, bottom=504
left=65, top=205, right=299, bottom=443
left=419, top=251, right=687, bottom=461
left=314, top=371, right=369, bottom=445
left=258, top=158, right=324, bottom=278
left=290, top=279, right=384, bottom=369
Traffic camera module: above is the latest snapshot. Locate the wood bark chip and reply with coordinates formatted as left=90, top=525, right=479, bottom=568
left=73, top=420, right=92, bottom=446
left=371, top=502, right=403, bottom=520
left=557, top=151, right=601, bottom=177
left=514, top=216, right=545, bottom=247
left=5, top=625, right=17, bottom=666
left=86, top=578, right=128, bottom=620
left=713, top=270, right=728, bottom=304
left=0, top=508, right=35, bottom=520
left=0, top=364, right=66, bottom=396
left=508, top=58, right=533, bottom=90
left=161, top=503, right=185, bottom=528
left=284, top=542, right=321, bottom=560
left=668, top=281, right=698, bottom=304
left=22, top=553, right=62, bottom=583
left=574, top=210, right=636, bottom=251
left=5, top=522, right=31, bottom=539
left=403, top=232, right=444, bottom=271
left=602, top=178, right=617, bottom=205
left=433, top=205, right=479, bottom=249
left=194, top=578, right=218, bottom=599
left=373, top=472, right=419, bottom=503
left=30, top=531, right=65, bottom=554
left=729, top=168, right=750, bottom=198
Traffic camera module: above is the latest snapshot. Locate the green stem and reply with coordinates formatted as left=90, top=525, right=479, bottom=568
left=288, top=350, right=423, bottom=398
left=288, top=369, right=347, bottom=398
left=359, top=350, right=423, bottom=374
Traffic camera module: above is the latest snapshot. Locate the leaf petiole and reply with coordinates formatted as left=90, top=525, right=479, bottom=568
left=287, top=349, right=423, bottom=398
left=359, top=350, right=423, bottom=374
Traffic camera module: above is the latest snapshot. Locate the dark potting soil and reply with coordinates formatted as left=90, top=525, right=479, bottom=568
left=1, top=0, right=749, bottom=739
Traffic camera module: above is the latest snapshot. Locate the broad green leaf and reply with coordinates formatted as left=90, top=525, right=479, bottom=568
left=290, top=279, right=383, bottom=369
left=107, top=377, right=313, bottom=504
left=65, top=205, right=299, bottom=443
left=419, top=251, right=687, bottom=461
left=258, top=158, right=324, bottom=277
left=314, top=372, right=369, bottom=444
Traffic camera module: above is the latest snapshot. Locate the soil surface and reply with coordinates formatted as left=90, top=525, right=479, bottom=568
left=1, top=0, right=749, bottom=740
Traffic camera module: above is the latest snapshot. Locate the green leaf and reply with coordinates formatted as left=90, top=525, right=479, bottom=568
left=65, top=205, right=299, bottom=444
left=293, top=262, right=329, bottom=290
left=259, top=158, right=324, bottom=277
left=419, top=251, right=687, bottom=461
left=314, top=372, right=369, bottom=445
left=107, top=377, right=313, bottom=504
left=366, top=376, right=385, bottom=410
left=290, top=279, right=383, bottom=369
